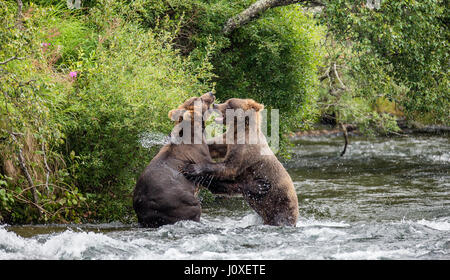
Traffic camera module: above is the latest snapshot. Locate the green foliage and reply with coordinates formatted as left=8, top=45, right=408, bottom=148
left=316, top=33, right=402, bottom=135
left=214, top=6, right=324, bottom=128
left=1, top=0, right=214, bottom=223
left=0, top=1, right=88, bottom=223
left=61, top=2, right=214, bottom=194
left=198, top=188, right=216, bottom=207
left=322, top=0, right=449, bottom=125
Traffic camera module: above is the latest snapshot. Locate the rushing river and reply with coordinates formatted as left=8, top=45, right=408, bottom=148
left=1, top=135, right=449, bottom=260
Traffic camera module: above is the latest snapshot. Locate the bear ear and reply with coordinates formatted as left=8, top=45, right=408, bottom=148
left=247, top=99, right=264, bottom=112
left=182, top=110, right=194, bottom=121
left=168, top=109, right=184, bottom=121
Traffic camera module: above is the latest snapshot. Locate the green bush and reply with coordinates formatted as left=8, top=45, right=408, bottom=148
left=63, top=6, right=213, bottom=187
left=0, top=1, right=88, bottom=223
left=213, top=6, right=324, bottom=132
left=1, top=0, right=215, bottom=223
left=323, top=0, right=449, bottom=125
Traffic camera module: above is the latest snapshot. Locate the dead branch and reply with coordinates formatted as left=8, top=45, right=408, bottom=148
left=16, top=0, right=23, bottom=29
left=223, top=0, right=325, bottom=34
left=319, top=65, right=331, bottom=81
left=339, top=123, right=348, bottom=156
left=11, top=191, right=48, bottom=216
left=0, top=56, right=24, bottom=65
left=8, top=132, right=41, bottom=216
left=41, top=141, right=51, bottom=191
left=333, top=63, right=347, bottom=90
left=19, top=79, right=36, bottom=87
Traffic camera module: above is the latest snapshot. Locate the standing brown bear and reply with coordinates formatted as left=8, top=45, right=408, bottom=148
left=133, top=92, right=223, bottom=227
left=182, top=98, right=299, bottom=226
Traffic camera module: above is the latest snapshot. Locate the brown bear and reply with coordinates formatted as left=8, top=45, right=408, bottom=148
left=182, top=98, right=299, bottom=226
left=133, top=92, right=231, bottom=227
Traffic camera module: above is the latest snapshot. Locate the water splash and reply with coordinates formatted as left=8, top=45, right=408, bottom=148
left=139, top=132, right=170, bottom=148
left=414, top=218, right=450, bottom=231
left=2, top=216, right=449, bottom=260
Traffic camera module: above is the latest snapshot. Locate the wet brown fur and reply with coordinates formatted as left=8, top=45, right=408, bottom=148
left=132, top=92, right=217, bottom=228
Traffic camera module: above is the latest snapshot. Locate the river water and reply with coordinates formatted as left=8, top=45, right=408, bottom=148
left=1, top=135, right=449, bottom=259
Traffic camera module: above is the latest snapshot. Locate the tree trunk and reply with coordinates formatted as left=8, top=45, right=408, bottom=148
left=16, top=0, right=23, bottom=29
left=223, top=0, right=324, bottom=34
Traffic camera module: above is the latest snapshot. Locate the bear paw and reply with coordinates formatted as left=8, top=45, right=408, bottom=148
left=180, top=163, right=205, bottom=177
left=243, top=177, right=271, bottom=201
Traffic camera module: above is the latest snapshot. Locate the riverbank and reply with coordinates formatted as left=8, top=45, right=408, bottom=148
left=288, top=121, right=450, bottom=141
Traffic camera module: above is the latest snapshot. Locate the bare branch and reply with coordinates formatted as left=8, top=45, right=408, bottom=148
left=42, top=141, right=51, bottom=191
left=19, top=79, right=36, bottom=87
left=16, top=0, right=24, bottom=29
left=223, top=0, right=325, bottom=34
left=333, top=63, right=347, bottom=90
left=11, top=191, right=48, bottom=216
left=319, top=65, right=331, bottom=81
left=16, top=0, right=23, bottom=16
left=339, top=123, right=348, bottom=156
left=8, top=132, right=41, bottom=216
left=0, top=56, right=24, bottom=65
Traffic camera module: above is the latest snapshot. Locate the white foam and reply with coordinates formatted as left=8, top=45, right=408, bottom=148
left=426, top=153, right=450, bottom=163
left=395, top=218, right=450, bottom=231
left=297, top=218, right=350, bottom=228
left=0, top=227, right=139, bottom=260
left=302, top=227, right=347, bottom=241
left=206, top=213, right=263, bottom=229
left=0, top=226, right=32, bottom=259
left=332, top=248, right=420, bottom=260
left=39, top=230, right=119, bottom=259
left=181, top=234, right=224, bottom=253
left=416, top=219, right=450, bottom=231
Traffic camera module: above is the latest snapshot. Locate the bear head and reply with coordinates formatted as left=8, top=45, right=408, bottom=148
left=212, top=98, right=264, bottom=125
left=168, top=91, right=215, bottom=125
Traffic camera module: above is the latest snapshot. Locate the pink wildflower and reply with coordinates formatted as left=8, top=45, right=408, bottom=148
left=69, top=71, right=77, bottom=79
